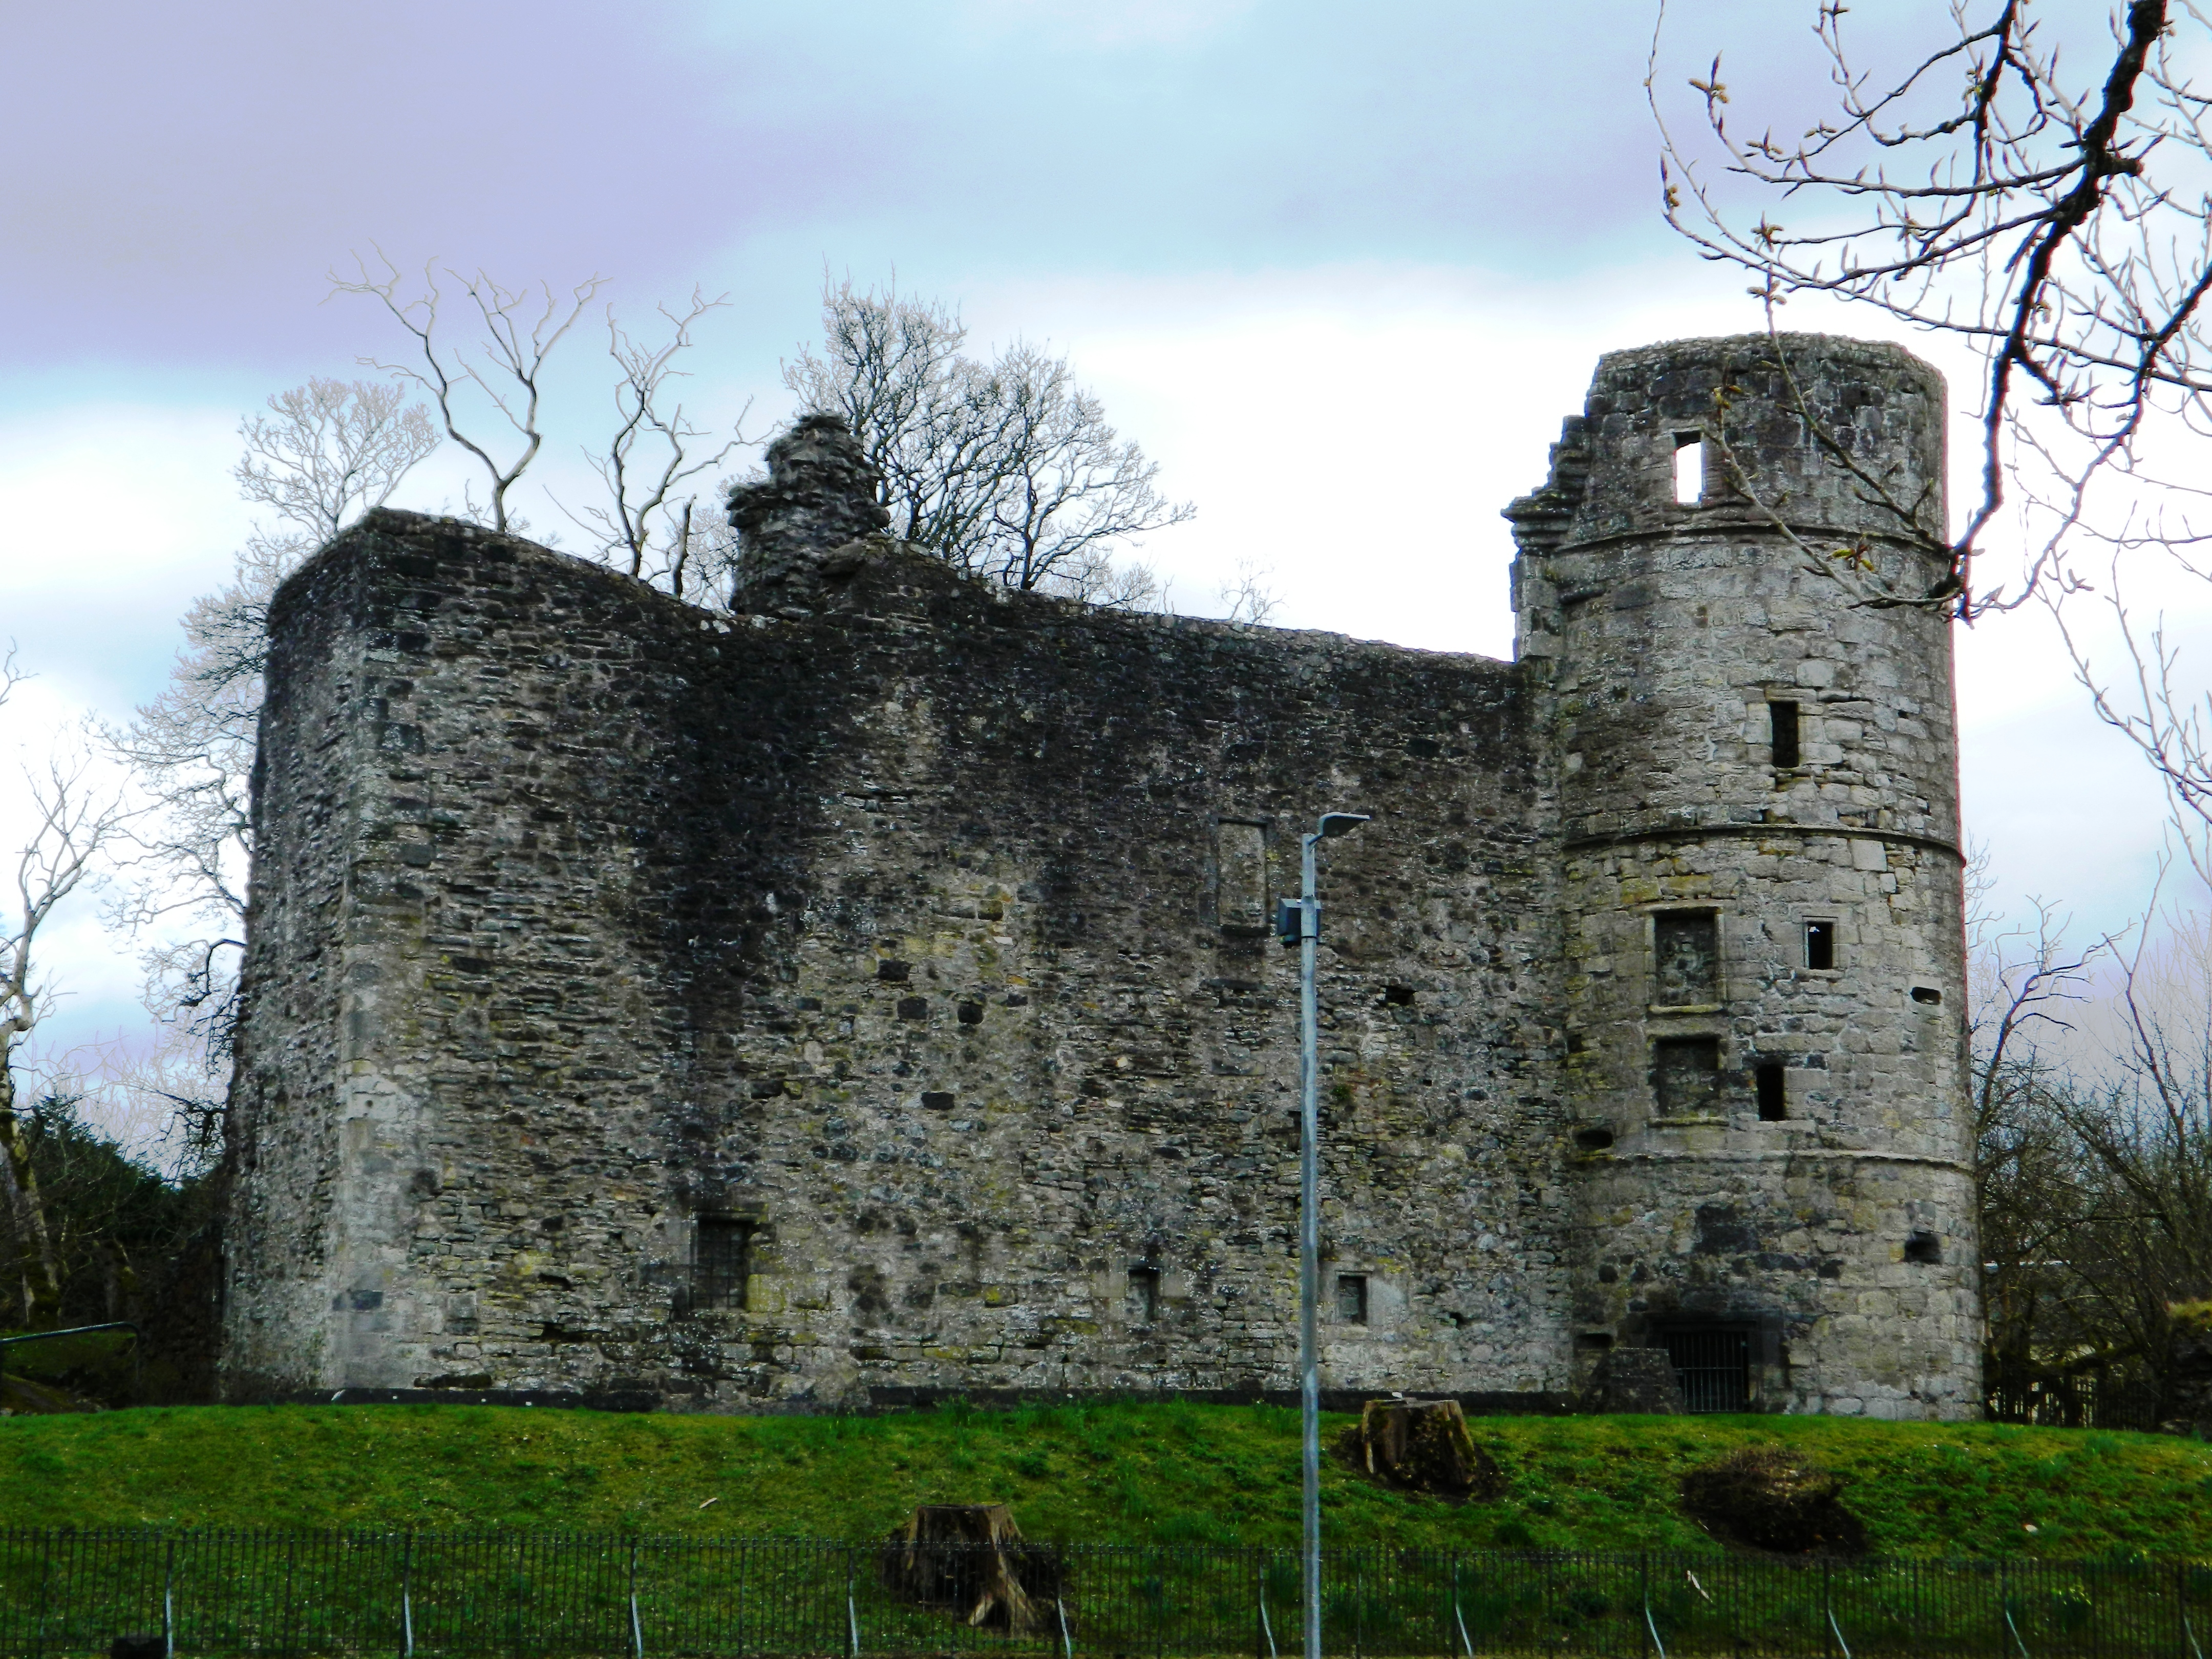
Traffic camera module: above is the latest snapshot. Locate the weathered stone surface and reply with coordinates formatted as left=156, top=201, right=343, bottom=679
left=1588, top=1347, right=1684, bottom=1414
left=725, top=415, right=892, bottom=600
left=221, top=333, right=1982, bottom=1418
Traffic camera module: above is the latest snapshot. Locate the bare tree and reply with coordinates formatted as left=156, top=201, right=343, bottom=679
left=334, top=252, right=605, bottom=533
left=784, top=279, right=1193, bottom=603
left=237, top=378, right=439, bottom=543
left=1217, top=559, right=1283, bottom=626
left=2, top=657, right=133, bottom=1327
left=559, top=292, right=754, bottom=600
left=108, top=381, right=438, bottom=1149
left=1650, top=2, right=2212, bottom=865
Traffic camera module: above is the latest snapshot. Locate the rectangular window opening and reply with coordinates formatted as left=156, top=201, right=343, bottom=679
left=1805, top=919, right=1837, bottom=972
left=1755, top=1062, right=1788, bottom=1121
left=1663, top=1325, right=1753, bottom=1413
left=1128, top=1265, right=1160, bottom=1323
left=1336, top=1273, right=1369, bottom=1325
left=1654, top=1036, right=1721, bottom=1117
left=1672, top=433, right=1704, bottom=505
left=1214, top=821, right=1269, bottom=933
left=696, top=1217, right=756, bottom=1312
left=1770, top=700, right=1801, bottom=769
left=1652, top=909, right=1720, bottom=1006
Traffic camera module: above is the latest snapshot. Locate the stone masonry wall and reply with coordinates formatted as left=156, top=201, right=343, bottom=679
left=221, top=509, right=1573, bottom=1408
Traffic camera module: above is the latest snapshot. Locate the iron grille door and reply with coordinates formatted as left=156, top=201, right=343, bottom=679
left=1663, top=1326, right=1751, bottom=1412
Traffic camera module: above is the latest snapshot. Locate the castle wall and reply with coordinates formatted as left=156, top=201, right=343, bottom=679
left=221, top=511, right=1573, bottom=1408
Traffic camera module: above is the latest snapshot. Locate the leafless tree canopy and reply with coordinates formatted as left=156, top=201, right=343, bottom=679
left=1969, top=863, right=2212, bottom=1426
left=1654, top=2, right=2212, bottom=886
left=108, top=381, right=440, bottom=1151
left=783, top=280, right=1193, bottom=606
left=2, top=658, right=134, bottom=1327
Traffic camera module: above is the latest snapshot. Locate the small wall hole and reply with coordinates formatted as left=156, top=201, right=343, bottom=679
left=1573, top=1124, right=1617, bottom=1152
left=1575, top=1330, right=1615, bottom=1352
left=1673, top=433, right=1704, bottom=504
left=1754, top=1062, right=1787, bottom=1121
left=1904, top=1230, right=1943, bottom=1265
left=1384, top=984, right=1416, bottom=1006
left=1805, top=919, right=1836, bottom=972
left=1911, top=986, right=1943, bottom=1006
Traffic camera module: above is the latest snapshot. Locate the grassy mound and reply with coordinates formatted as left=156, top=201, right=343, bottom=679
left=4, top=1402, right=2210, bottom=1557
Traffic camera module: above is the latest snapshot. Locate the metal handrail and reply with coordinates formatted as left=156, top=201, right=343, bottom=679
left=0, top=1320, right=142, bottom=1395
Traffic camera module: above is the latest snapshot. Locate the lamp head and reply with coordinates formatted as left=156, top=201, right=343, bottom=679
left=1317, top=812, right=1371, bottom=839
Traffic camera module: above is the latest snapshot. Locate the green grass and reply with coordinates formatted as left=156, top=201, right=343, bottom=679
left=5, top=1402, right=2210, bottom=1557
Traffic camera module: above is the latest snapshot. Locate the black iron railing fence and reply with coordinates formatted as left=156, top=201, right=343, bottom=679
left=4, top=1533, right=2211, bottom=1658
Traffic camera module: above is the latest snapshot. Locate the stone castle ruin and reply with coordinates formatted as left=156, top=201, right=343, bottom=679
left=220, top=333, right=1983, bottom=1418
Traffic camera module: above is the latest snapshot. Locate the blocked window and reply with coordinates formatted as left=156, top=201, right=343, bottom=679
left=1770, top=700, right=1801, bottom=768
left=1652, top=910, right=1719, bottom=1006
left=1214, top=821, right=1268, bottom=932
left=1755, top=1062, right=1787, bottom=1121
left=1805, top=919, right=1837, bottom=971
left=1672, top=432, right=1704, bottom=504
left=1336, top=1273, right=1369, bottom=1324
left=1654, top=1037, right=1721, bottom=1117
left=696, top=1217, right=755, bottom=1311
left=1128, top=1265, right=1160, bottom=1323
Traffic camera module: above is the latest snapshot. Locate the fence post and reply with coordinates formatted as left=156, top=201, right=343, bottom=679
left=401, top=1533, right=415, bottom=1659
left=163, top=1537, right=175, bottom=1659
left=846, top=1548, right=860, bottom=1659
left=1639, top=1554, right=1651, bottom=1659
left=629, top=1540, right=644, bottom=1659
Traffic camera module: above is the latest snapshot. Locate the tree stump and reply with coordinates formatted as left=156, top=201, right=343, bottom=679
left=880, top=1503, right=1065, bottom=1635
left=1338, top=1398, right=1501, bottom=1500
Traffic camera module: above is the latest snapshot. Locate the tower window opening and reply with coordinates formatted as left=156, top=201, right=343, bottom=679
left=1755, top=1062, right=1788, bottom=1121
left=1805, top=919, right=1837, bottom=972
left=1336, top=1273, right=1369, bottom=1324
left=1770, top=700, right=1802, bottom=768
left=696, top=1217, right=756, bottom=1311
left=1652, top=909, right=1720, bottom=1006
left=1911, top=986, right=1943, bottom=1006
left=1672, top=432, right=1704, bottom=504
left=1905, top=1230, right=1943, bottom=1265
left=1663, top=1325, right=1753, bottom=1413
left=1128, top=1265, right=1160, bottom=1323
left=1654, top=1037, right=1721, bottom=1117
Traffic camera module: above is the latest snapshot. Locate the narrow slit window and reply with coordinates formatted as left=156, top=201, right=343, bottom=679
left=1770, top=700, right=1801, bottom=768
left=1672, top=433, right=1704, bottom=504
left=1336, top=1273, right=1369, bottom=1324
left=1805, top=920, right=1836, bottom=972
left=696, top=1217, right=755, bottom=1311
left=1755, top=1062, right=1787, bottom=1121
left=1128, top=1265, right=1160, bottom=1323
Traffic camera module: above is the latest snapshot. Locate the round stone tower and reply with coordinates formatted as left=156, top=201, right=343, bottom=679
left=1508, top=333, right=1982, bottom=1419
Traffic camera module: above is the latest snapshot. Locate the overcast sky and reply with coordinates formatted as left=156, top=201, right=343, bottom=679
left=1, top=0, right=2192, bottom=1106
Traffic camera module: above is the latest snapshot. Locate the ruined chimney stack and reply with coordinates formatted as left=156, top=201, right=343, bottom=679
left=724, top=414, right=892, bottom=602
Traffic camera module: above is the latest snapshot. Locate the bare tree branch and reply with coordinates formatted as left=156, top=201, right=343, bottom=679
left=332, top=250, right=605, bottom=533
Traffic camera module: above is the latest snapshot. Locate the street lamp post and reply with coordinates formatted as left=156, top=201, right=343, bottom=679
left=1277, top=810, right=1369, bottom=1659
